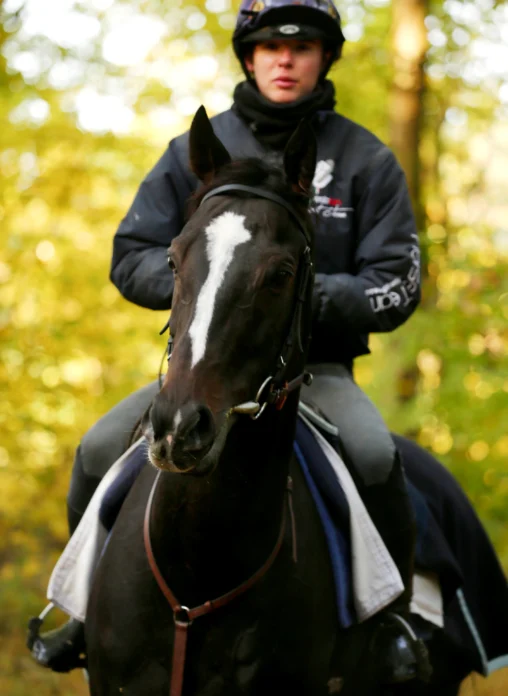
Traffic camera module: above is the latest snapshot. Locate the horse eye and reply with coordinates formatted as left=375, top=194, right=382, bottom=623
left=268, top=269, right=293, bottom=292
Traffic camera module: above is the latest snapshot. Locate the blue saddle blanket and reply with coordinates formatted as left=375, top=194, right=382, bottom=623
left=294, top=418, right=463, bottom=627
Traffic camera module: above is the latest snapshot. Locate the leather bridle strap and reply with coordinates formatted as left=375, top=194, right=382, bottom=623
left=231, top=370, right=313, bottom=417
left=199, top=182, right=313, bottom=405
left=143, top=472, right=295, bottom=696
left=200, top=184, right=311, bottom=245
left=161, top=183, right=314, bottom=406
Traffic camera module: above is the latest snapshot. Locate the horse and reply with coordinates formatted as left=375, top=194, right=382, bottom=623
left=85, top=107, right=465, bottom=696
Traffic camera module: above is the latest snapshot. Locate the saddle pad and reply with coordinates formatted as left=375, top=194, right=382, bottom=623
left=295, top=416, right=404, bottom=624
left=47, top=437, right=145, bottom=622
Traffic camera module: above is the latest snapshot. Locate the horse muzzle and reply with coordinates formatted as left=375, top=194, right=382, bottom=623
left=143, top=401, right=217, bottom=474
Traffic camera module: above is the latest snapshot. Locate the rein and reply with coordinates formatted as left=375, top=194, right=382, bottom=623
left=144, top=472, right=297, bottom=696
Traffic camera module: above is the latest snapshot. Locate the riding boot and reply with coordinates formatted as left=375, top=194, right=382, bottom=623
left=356, top=453, right=432, bottom=684
left=27, top=499, right=87, bottom=673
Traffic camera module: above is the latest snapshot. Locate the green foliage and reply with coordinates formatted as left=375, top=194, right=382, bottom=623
left=1, top=1, right=507, bottom=694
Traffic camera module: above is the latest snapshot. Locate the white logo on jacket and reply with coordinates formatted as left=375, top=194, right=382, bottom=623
left=365, top=243, right=420, bottom=313
left=313, top=160, right=335, bottom=192
left=311, top=160, right=354, bottom=220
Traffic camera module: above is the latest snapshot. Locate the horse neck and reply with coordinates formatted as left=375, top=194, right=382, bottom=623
left=150, top=394, right=299, bottom=598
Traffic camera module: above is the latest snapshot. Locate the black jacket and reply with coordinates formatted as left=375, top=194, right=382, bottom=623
left=111, top=108, right=420, bottom=365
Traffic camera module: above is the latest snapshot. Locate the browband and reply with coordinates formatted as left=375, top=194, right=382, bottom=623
left=200, top=184, right=311, bottom=245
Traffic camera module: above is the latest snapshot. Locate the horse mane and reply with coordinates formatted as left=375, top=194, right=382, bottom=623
left=186, top=157, right=310, bottom=221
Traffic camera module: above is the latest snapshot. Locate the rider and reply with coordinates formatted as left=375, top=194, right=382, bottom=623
left=30, top=0, right=425, bottom=683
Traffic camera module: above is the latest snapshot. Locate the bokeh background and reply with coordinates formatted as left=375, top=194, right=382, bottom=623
left=1, top=0, right=507, bottom=693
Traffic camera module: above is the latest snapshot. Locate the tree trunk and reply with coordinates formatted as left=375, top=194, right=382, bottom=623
left=389, top=0, right=428, bottom=403
left=389, top=0, right=428, bottom=225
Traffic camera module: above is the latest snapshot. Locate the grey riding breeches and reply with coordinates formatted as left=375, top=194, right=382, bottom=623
left=302, top=364, right=396, bottom=486
left=67, top=363, right=396, bottom=521
left=80, top=380, right=160, bottom=479
left=67, top=381, right=159, bottom=524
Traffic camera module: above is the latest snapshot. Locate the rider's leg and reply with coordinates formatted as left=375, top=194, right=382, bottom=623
left=303, top=364, right=414, bottom=584
left=66, top=380, right=160, bottom=533
left=29, top=380, right=160, bottom=672
left=302, top=363, right=427, bottom=683
left=66, top=445, right=100, bottom=535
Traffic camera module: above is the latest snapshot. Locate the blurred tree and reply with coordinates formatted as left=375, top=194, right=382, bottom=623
left=1, top=2, right=508, bottom=695
left=360, top=0, right=508, bottom=567
left=389, top=0, right=428, bottom=215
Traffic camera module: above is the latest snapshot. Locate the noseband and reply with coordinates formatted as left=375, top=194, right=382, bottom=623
left=162, top=183, right=314, bottom=417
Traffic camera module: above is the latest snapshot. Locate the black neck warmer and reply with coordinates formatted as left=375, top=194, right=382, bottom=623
left=232, top=79, right=336, bottom=151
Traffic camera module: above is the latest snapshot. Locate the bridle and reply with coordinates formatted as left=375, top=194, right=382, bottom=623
left=148, top=183, right=310, bottom=696
left=161, top=183, right=315, bottom=417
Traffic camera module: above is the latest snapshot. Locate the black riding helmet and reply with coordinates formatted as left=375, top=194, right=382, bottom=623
left=233, top=0, right=346, bottom=80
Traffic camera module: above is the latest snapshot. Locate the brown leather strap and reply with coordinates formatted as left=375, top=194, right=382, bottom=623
left=171, top=620, right=189, bottom=696
left=287, top=476, right=298, bottom=564
left=144, top=472, right=181, bottom=610
left=143, top=473, right=296, bottom=696
left=269, top=372, right=313, bottom=411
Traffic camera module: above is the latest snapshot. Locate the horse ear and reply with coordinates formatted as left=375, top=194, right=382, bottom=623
left=283, top=120, right=317, bottom=197
left=189, top=106, right=232, bottom=183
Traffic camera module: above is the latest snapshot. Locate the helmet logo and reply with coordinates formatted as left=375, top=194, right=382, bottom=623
left=279, top=24, right=300, bottom=35
left=251, top=1, right=265, bottom=11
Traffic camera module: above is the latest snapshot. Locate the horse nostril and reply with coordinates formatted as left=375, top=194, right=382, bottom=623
left=180, top=405, right=215, bottom=453
left=156, top=440, right=168, bottom=460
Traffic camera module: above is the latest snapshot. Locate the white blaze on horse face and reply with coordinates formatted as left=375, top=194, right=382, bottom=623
left=189, top=212, right=251, bottom=368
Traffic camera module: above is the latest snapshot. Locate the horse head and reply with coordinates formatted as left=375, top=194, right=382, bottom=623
left=142, top=106, right=316, bottom=475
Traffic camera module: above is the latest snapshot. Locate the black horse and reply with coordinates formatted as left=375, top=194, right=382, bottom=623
left=86, top=108, right=465, bottom=696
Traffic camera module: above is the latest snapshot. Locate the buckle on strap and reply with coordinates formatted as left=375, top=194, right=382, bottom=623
left=174, top=605, right=193, bottom=627
left=271, top=382, right=289, bottom=411
left=231, top=371, right=313, bottom=419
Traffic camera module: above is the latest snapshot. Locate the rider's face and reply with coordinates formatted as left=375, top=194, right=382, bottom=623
left=244, top=39, right=327, bottom=104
